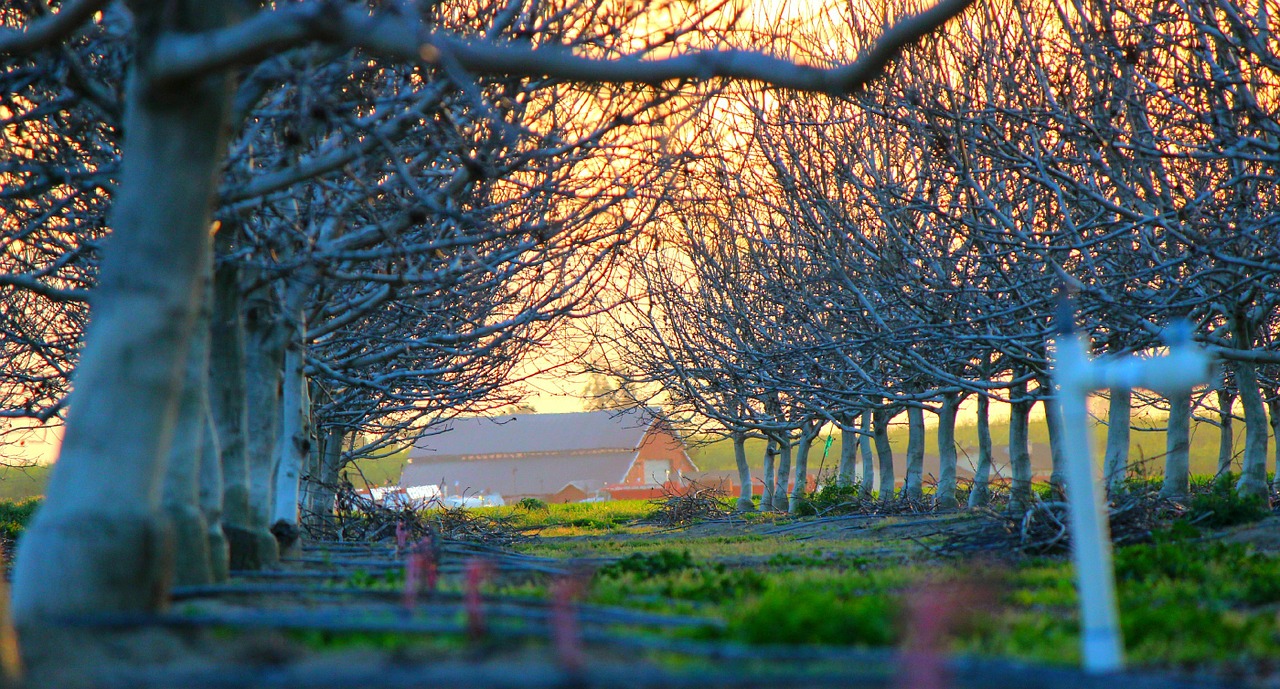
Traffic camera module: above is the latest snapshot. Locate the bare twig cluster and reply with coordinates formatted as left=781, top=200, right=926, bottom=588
left=303, top=481, right=532, bottom=547
left=942, top=489, right=1189, bottom=556
left=644, top=480, right=732, bottom=527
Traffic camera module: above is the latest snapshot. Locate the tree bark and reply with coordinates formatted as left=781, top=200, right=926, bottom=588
left=242, top=279, right=286, bottom=567
left=772, top=432, right=792, bottom=510
left=160, top=260, right=215, bottom=587
left=1103, top=388, right=1131, bottom=494
left=1009, top=379, right=1033, bottom=512
left=759, top=437, right=777, bottom=512
left=210, top=250, right=260, bottom=569
left=11, top=8, right=233, bottom=618
left=904, top=405, right=925, bottom=500
left=200, top=405, right=229, bottom=582
left=1235, top=359, right=1270, bottom=499
left=936, top=393, right=960, bottom=509
left=1042, top=391, right=1066, bottom=499
left=304, top=427, right=344, bottom=533
left=873, top=407, right=895, bottom=500
left=967, top=394, right=993, bottom=508
left=836, top=419, right=856, bottom=488
left=789, top=424, right=817, bottom=514
left=1216, top=388, right=1235, bottom=483
left=1160, top=390, right=1191, bottom=497
left=859, top=410, right=875, bottom=497
left=732, top=432, right=755, bottom=512
left=270, top=344, right=309, bottom=557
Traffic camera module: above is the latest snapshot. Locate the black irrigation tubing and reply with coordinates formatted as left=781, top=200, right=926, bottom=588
left=60, top=600, right=724, bottom=634
left=80, top=653, right=1229, bottom=689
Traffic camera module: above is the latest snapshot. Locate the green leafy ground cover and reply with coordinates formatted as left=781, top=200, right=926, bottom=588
left=301, top=486, right=1280, bottom=676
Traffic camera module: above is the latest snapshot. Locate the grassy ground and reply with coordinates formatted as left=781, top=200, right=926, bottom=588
left=298, top=482, right=1280, bottom=679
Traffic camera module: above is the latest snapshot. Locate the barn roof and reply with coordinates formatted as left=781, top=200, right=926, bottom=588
left=400, top=451, right=635, bottom=498
left=407, top=407, right=661, bottom=460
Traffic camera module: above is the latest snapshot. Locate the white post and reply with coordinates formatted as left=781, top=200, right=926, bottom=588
left=1050, top=324, right=1209, bottom=674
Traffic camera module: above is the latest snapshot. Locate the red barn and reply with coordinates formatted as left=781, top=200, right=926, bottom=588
left=400, top=407, right=697, bottom=503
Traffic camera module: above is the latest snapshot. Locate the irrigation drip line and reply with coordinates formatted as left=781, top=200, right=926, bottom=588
left=80, top=652, right=1227, bottom=689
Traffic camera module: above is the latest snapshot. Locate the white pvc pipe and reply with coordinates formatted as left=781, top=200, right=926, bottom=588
left=1051, top=329, right=1210, bottom=674
left=1052, top=332, right=1124, bottom=673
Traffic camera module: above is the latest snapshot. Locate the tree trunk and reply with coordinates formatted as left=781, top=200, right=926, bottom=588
left=1161, top=390, right=1191, bottom=497
left=873, top=407, right=895, bottom=500
left=11, top=19, right=232, bottom=619
left=1216, top=388, right=1235, bottom=483
left=1042, top=390, right=1067, bottom=499
left=732, top=432, right=755, bottom=512
left=200, top=405, right=229, bottom=582
left=1235, top=359, right=1270, bottom=499
left=1103, top=388, right=1131, bottom=494
left=1268, top=395, right=1280, bottom=485
left=837, top=419, right=856, bottom=488
left=1009, top=379, right=1033, bottom=512
left=759, top=437, right=777, bottom=512
left=904, top=406, right=925, bottom=500
left=242, top=281, right=286, bottom=567
left=936, top=393, right=960, bottom=509
left=303, top=427, right=344, bottom=533
left=789, top=424, right=817, bottom=514
left=270, top=344, right=309, bottom=557
left=160, top=262, right=215, bottom=587
left=859, top=410, right=874, bottom=497
left=967, top=394, right=993, bottom=508
left=210, top=250, right=260, bottom=569
left=772, top=432, right=792, bottom=510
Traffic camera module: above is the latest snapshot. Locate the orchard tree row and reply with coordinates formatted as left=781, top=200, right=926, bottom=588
left=0, top=0, right=971, bottom=624
left=590, top=0, right=1280, bottom=513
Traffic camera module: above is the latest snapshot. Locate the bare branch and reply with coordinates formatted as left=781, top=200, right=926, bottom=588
left=0, top=0, right=109, bottom=56
left=149, top=0, right=976, bottom=95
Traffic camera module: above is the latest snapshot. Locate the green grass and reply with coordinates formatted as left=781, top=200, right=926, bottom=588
left=0, top=465, right=51, bottom=501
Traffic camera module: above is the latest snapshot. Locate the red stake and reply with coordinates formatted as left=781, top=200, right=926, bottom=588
left=551, top=573, right=587, bottom=671
left=465, top=559, right=494, bottom=640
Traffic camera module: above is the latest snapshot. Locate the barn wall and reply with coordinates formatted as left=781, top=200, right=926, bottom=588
left=624, top=423, right=697, bottom=484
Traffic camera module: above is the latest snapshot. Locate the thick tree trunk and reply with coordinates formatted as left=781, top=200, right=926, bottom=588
left=11, top=23, right=232, bottom=620
left=732, top=432, right=755, bottom=512
left=759, top=438, right=777, bottom=512
left=967, top=394, right=993, bottom=508
left=270, top=344, right=309, bottom=557
left=161, top=264, right=215, bottom=587
left=1009, top=379, right=1033, bottom=512
left=1161, top=390, right=1191, bottom=497
left=936, top=393, right=960, bottom=509
left=903, top=406, right=925, bottom=500
left=200, top=406, right=229, bottom=582
left=242, top=282, right=286, bottom=567
left=789, top=424, right=817, bottom=514
left=1103, top=389, right=1131, bottom=494
left=772, top=433, right=792, bottom=510
left=1235, top=360, right=1270, bottom=499
left=873, top=407, right=895, bottom=500
left=1042, top=391, right=1066, bottom=498
left=1216, top=388, right=1235, bottom=482
left=210, top=252, right=260, bottom=569
left=859, top=410, right=874, bottom=497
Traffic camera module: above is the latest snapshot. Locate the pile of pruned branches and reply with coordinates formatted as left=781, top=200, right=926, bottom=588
left=303, top=482, right=533, bottom=547
left=645, top=480, right=732, bottom=526
left=941, top=488, right=1189, bottom=555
